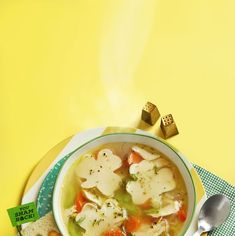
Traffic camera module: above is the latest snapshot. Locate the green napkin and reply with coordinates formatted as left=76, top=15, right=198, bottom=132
left=194, top=165, right=235, bottom=235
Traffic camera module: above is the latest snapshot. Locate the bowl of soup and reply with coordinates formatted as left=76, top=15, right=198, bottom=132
left=53, top=133, right=196, bottom=236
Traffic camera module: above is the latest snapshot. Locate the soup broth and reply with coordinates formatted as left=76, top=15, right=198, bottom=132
left=61, top=142, right=188, bottom=236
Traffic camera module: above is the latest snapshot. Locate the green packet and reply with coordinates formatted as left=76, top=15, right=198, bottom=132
left=7, top=202, right=40, bottom=236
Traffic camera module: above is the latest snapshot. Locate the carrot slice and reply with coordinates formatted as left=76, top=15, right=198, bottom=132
left=103, top=229, right=124, bottom=236
left=177, top=206, right=187, bottom=222
left=127, top=152, right=143, bottom=165
left=48, top=231, right=61, bottom=236
left=124, top=216, right=141, bottom=233
left=75, top=191, right=87, bottom=213
left=48, top=230, right=61, bottom=236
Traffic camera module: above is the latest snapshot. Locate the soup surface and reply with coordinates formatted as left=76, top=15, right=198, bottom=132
left=61, top=142, right=188, bottom=236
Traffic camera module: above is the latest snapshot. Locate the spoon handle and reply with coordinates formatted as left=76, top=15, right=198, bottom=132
left=193, top=231, right=202, bottom=236
left=193, top=228, right=205, bottom=236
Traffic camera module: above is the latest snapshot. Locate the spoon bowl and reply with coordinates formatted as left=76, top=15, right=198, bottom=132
left=193, top=194, right=231, bottom=236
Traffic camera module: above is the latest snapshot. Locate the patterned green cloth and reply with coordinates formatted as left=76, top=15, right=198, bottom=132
left=194, top=165, right=235, bottom=235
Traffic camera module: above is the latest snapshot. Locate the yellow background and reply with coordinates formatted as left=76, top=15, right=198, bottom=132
left=0, top=0, right=235, bottom=234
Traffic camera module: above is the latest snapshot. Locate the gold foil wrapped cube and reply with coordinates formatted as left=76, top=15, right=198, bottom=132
left=141, top=102, right=160, bottom=125
left=161, top=114, right=179, bottom=138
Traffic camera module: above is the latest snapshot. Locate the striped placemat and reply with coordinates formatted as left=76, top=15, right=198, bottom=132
left=194, top=165, right=235, bottom=235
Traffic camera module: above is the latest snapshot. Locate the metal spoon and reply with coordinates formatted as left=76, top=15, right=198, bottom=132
left=193, top=194, right=231, bottom=236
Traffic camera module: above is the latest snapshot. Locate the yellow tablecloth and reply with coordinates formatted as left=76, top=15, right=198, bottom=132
left=1, top=1, right=235, bottom=234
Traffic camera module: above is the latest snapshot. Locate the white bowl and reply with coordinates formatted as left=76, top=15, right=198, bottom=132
left=53, top=133, right=196, bottom=236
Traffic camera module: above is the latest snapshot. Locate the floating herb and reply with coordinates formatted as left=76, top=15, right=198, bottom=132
left=131, top=174, right=138, bottom=181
